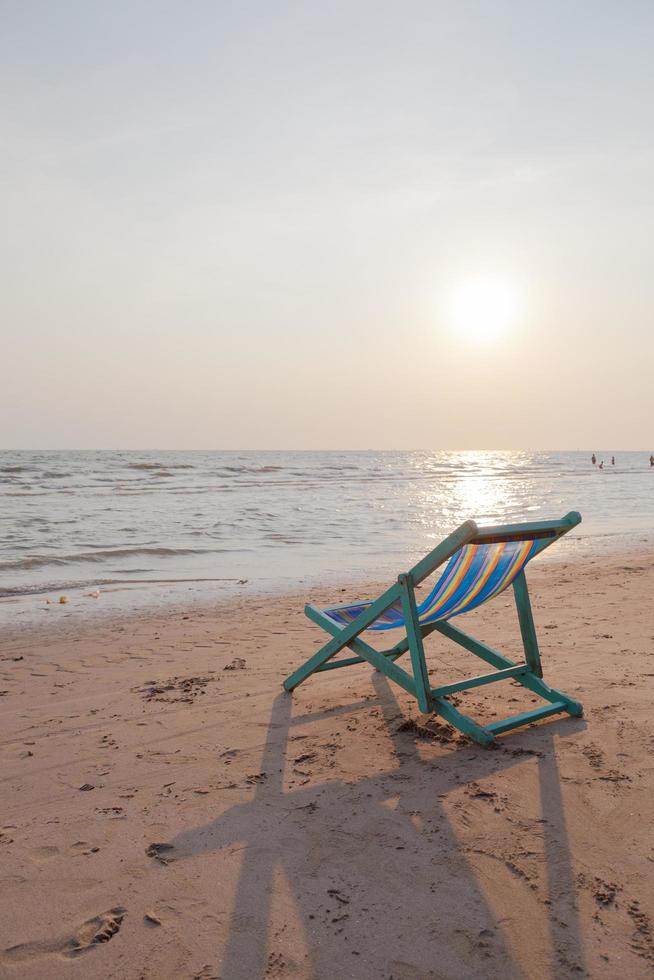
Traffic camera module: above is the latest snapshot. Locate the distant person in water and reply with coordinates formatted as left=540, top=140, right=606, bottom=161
left=611, top=456, right=615, bottom=466
left=599, top=460, right=604, bottom=469
left=650, top=455, right=654, bottom=467
left=591, top=453, right=597, bottom=465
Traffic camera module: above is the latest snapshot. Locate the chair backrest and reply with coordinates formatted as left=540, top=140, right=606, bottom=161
left=411, top=512, right=580, bottom=626
left=324, top=512, right=581, bottom=632
left=366, top=512, right=581, bottom=631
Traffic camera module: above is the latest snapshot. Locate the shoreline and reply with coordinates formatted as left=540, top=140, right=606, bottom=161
left=1, top=549, right=654, bottom=977
left=2, top=532, right=654, bottom=634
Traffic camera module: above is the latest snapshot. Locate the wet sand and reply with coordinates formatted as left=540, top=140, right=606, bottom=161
left=1, top=553, right=653, bottom=979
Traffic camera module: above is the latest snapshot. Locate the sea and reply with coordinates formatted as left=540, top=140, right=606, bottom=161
left=1, top=450, right=652, bottom=625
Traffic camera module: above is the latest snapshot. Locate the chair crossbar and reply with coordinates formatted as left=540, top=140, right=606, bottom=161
left=284, top=514, right=584, bottom=745
left=431, top=664, right=528, bottom=698
left=296, top=603, right=417, bottom=698
left=315, top=648, right=400, bottom=672
left=485, top=701, right=568, bottom=736
left=433, top=620, right=511, bottom=670
left=470, top=529, right=556, bottom=545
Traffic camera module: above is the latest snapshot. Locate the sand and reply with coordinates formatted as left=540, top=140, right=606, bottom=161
left=1, top=553, right=653, bottom=979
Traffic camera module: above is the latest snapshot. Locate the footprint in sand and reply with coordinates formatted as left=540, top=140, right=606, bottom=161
left=71, top=840, right=100, bottom=856
left=29, top=845, right=59, bottom=864
left=582, top=742, right=605, bottom=769
left=1, top=907, right=126, bottom=963
left=146, top=842, right=175, bottom=864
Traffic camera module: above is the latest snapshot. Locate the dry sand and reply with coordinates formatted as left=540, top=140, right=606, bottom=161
left=1, top=553, right=653, bottom=979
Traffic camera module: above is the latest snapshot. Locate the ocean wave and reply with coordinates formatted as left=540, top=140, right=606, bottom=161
left=0, top=546, right=217, bottom=572
left=2, top=491, right=50, bottom=497
left=126, top=462, right=195, bottom=470
left=221, top=465, right=284, bottom=474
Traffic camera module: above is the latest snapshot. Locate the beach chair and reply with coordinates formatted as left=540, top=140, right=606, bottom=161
left=284, top=512, right=583, bottom=745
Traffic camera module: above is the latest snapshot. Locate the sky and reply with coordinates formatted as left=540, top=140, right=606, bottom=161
left=1, top=0, right=653, bottom=450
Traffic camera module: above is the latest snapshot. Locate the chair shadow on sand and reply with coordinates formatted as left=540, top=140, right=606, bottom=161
left=165, top=676, right=587, bottom=980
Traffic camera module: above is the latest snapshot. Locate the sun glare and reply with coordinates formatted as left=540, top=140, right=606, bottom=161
left=447, top=277, right=519, bottom=343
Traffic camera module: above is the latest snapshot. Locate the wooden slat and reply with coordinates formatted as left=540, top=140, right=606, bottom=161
left=431, top=664, right=528, bottom=698
left=485, top=701, right=567, bottom=735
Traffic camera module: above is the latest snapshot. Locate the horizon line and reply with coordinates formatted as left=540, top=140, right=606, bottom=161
left=1, top=447, right=652, bottom=454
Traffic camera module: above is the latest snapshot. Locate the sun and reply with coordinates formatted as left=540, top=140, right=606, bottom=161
left=447, top=276, right=519, bottom=343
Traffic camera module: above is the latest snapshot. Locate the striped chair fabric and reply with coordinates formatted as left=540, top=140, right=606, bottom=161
left=324, top=538, right=547, bottom=631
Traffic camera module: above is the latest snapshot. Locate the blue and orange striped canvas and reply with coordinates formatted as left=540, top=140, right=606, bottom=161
left=324, top=538, right=547, bottom=631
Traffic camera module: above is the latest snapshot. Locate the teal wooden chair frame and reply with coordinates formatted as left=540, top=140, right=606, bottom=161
left=284, top=513, right=583, bottom=745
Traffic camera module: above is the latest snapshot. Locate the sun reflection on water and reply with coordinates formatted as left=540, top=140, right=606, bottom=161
left=3, top=448, right=650, bottom=615
left=406, top=451, right=542, bottom=540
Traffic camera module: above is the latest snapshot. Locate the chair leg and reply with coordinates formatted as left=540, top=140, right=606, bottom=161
left=513, top=571, right=543, bottom=678
left=283, top=637, right=341, bottom=691
left=286, top=603, right=419, bottom=699
left=433, top=696, right=495, bottom=746
left=399, top=575, right=433, bottom=713
left=284, top=585, right=403, bottom=692
left=512, top=572, right=583, bottom=717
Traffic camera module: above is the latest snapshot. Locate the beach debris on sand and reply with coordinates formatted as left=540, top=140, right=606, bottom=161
left=396, top=716, right=460, bottom=744
left=136, top=675, right=216, bottom=704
